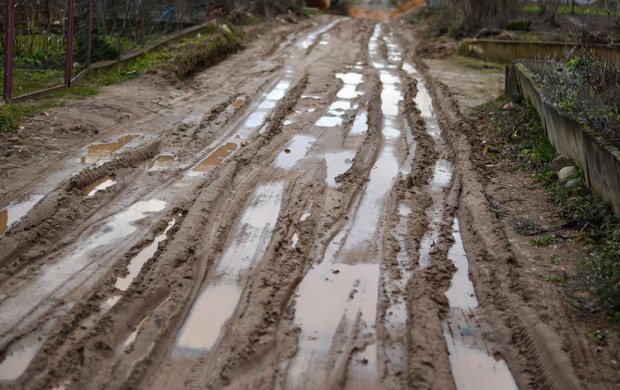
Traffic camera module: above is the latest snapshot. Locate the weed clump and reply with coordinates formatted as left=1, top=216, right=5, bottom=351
left=476, top=97, right=620, bottom=319
left=532, top=53, right=620, bottom=149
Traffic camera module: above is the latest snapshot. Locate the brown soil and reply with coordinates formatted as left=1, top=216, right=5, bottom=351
left=0, top=7, right=617, bottom=390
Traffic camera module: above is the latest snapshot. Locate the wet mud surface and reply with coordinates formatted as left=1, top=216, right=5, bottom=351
left=0, top=9, right=616, bottom=390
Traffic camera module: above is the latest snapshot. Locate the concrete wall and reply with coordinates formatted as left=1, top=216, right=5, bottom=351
left=506, top=62, right=620, bottom=215
left=462, top=39, right=620, bottom=63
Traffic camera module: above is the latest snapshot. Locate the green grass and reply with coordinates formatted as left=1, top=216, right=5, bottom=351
left=1, top=26, right=243, bottom=132
left=302, top=7, right=323, bottom=15
left=522, top=5, right=618, bottom=16
left=530, top=235, right=558, bottom=247
left=0, top=101, right=60, bottom=132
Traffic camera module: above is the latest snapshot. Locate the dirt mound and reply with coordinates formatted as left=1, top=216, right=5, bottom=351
left=415, top=35, right=457, bottom=59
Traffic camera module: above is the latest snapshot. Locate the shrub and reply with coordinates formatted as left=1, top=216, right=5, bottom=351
left=503, top=20, right=532, bottom=31
left=532, top=53, right=620, bottom=149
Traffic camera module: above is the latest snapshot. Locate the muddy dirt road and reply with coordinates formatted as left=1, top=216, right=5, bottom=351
left=0, top=12, right=606, bottom=390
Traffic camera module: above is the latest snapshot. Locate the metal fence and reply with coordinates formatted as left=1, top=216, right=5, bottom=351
left=2, top=0, right=212, bottom=101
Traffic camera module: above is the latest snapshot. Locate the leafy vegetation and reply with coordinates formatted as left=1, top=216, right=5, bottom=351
left=1, top=23, right=243, bottom=132
left=503, top=20, right=532, bottom=31
left=476, top=96, right=620, bottom=319
left=530, top=235, right=557, bottom=246
left=532, top=54, right=620, bottom=149
left=522, top=4, right=619, bottom=17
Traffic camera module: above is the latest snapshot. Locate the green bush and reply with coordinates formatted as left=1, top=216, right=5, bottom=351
left=89, top=34, right=123, bottom=62
left=503, top=20, right=532, bottom=31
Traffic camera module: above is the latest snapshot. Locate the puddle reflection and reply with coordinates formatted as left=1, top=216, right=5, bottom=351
left=83, top=176, right=116, bottom=197
left=0, top=194, right=44, bottom=236
left=176, top=182, right=284, bottom=352
left=80, top=135, right=138, bottom=164
left=275, top=135, right=316, bottom=170
left=148, top=155, right=175, bottom=171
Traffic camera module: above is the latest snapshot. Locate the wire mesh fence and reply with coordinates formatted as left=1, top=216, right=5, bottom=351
left=8, top=0, right=68, bottom=99
left=2, top=0, right=216, bottom=101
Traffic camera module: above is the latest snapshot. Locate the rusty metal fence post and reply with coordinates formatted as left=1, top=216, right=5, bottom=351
left=141, top=0, right=146, bottom=47
left=87, top=0, right=93, bottom=67
left=65, top=0, right=75, bottom=87
left=179, top=0, right=184, bottom=30
left=3, top=0, right=14, bottom=101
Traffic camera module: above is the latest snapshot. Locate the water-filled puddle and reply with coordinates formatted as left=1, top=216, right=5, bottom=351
left=114, top=213, right=180, bottom=292
left=442, top=219, right=519, bottom=390
left=325, top=151, right=355, bottom=187
left=191, top=143, right=237, bottom=173
left=0, top=194, right=44, bottom=236
left=0, top=199, right=167, bottom=336
left=288, top=26, right=405, bottom=386
left=350, top=110, right=368, bottom=135
left=296, top=19, right=341, bottom=49
left=189, top=66, right=300, bottom=177
left=368, top=25, right=383, bottom=69
left=288, top=262, right=380, bottom=387
left=337, top=84, right=361, bottom=100
left=445, top=219, right=478, bottom=309
left=259, top=100, right=276, bottom=109
left=176, top=182, right=284, bottom=352
left=414, top=81, right=434, bottom=120
left=315, top=116, right=343, bottom=127
left=385, top=40, right=402, bottom=68
left=0, top=340, right=41, bottom=383
left=335, top=72, right=363, bottom=100
left=382, top=203, right=412, bottom=376
left=0, top=318, right=57, bottom=383
left=291, top=231, right=300, bottom=248
left=80, top=135, right=138, bottom=164
left=83, top=176, right=116, bottom=197
left=430, top=159, right=453, bottom=189
left=148, top=155, right=175, bottom=171
left=274, top=135, right=315, bottom=170
left=232, top=99, right=245, bottom=109
left=244, top=111, right=268, bottom=128
left=336, top=72, right=363, bottom=86
left=300, top=205, right=311, bottom=222
left=328, top=100, right=351, bottom=115
left=402, top=63, right=417, bottom=75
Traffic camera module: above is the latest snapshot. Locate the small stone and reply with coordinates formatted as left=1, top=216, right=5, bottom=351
left=558, top=166, right=577, bottom=182
left=502, top=102, right=515, bottom=111
left=564, top=178, right=580, bottom=189
left=551, top=155, right=572, bottom=172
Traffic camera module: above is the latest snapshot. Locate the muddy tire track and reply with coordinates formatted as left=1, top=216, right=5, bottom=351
left=0, top=13, right=600, bottom=390
left=396, top=22, right=583, bottom=389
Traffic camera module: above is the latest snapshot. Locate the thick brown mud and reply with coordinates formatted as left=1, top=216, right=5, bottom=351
left=0, top=10, right=612, bottom=390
